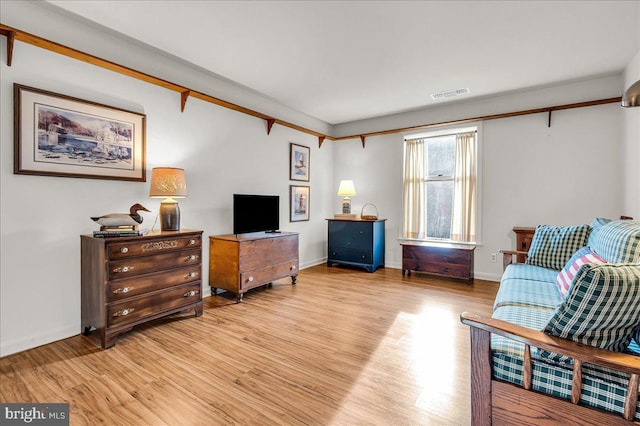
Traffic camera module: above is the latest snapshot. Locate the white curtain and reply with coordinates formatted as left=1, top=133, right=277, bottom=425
left=451, top=131, right=477, bottom=242
left=402, top=138, right=427, bottom=239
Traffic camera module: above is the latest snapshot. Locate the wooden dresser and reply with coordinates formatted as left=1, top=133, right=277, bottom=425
left=209, top=232, right=299, bottom=302
left=81, top=229, right=203, bottom=349
left=401, top=241, right=475, bottom=283
left=327, top=218, right=386, bottom=272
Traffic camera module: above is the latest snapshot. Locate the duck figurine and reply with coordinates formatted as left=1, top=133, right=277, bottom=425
left=91, top=203, right=151, bottom=228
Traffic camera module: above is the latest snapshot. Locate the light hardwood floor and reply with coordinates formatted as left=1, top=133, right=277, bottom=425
left=0, top=264, right=499, bottom=425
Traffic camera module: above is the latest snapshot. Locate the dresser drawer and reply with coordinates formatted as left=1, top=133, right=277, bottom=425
left=108, top=265, right=201, bottom=302
left=328, top=246, right=372, bottom=265
left=108, top=235, right=201, bottom=260
left=329, top=220, right=372, bottom=249
left=108, top=282, right=201, bottom=327
left=239, top=235, right=298, bottom=271
left=240, top=260, right=299, bottom=290
left=109, top=248, right=201, bottom=280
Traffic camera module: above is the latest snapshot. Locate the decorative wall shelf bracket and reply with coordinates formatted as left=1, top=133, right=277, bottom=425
left=5, top=30, right=14, bottom=66
left=318, top=136, right=326, bottom=148
left=266, top=118, right=276, bottom=135
left=360, top=135, right=366, bottom=148
left=548, top=109, right=552, bottom=128
left=181, top=90, right=190, bottom=112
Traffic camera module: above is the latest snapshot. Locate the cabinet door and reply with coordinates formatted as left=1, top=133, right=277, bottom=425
left=329, top=221, right=372, bottom=249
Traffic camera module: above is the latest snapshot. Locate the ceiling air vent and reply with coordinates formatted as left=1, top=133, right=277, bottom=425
left=431, top=88, right=470, bottom=100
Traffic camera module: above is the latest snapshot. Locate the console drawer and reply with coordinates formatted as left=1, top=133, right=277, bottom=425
left=107, top=283, right=201, bottom=327
left=240, top=260, right=299, bottom=290
left=107, top=265, right=201, bottom=302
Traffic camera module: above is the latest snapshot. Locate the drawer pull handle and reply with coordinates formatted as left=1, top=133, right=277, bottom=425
left=183, top=290, right=199, bottom=297
left=113, top=266, right=134, bottom=273
left=120, top=247, right=129, bottom=253
left=188, top=239, right=196, bottom=245
left=290, top=265, right=296, bottom=270
left=188, top=272, right=198, bottom=278
left=113, top=287, right=130, bottom=294
left=187, top=255, right=198, bottom=261
left=113, top=308, right=134, bottom=317
left=248, top=276, right=254, bottom=282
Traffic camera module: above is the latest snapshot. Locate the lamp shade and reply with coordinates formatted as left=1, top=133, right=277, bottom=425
left=622, top=80, right=640, bottom=107
left=149, top=167, right=188, bottom=198
left=337, top=180, right=357, bottom=196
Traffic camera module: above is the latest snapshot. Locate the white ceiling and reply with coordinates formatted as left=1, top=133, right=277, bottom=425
left=48, top=1, right=639, bottom=125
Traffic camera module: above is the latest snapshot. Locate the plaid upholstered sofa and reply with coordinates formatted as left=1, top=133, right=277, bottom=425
left=461, top=219, right=640, bottom=425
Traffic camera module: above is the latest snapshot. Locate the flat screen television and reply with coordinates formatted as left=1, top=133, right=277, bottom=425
left=233, top=194, right=280, bottom=235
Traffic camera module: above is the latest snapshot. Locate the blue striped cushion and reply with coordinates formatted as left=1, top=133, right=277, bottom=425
left=501, top=263, right=558, bottom=284
left=590, top=220, right=640, bottom=264
left=586, top=217, right=611, bottom=248
left=494, top=278, right=562, bottom=311
left=525, top=224, right=591, bottom=271
left=540, top=263, right=640, bottom=363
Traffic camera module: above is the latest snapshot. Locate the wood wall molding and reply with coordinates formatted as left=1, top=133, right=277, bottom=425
left=332, top=97, right=622, bottom=141
left=0, top=24, right=623, bottom=148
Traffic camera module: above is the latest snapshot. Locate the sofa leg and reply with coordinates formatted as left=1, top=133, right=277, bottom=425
left=469, top=327, right=492, bottom=426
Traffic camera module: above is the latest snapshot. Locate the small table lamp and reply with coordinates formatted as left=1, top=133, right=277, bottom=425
left=149, top=167, right=187, bottom=231
left=337, top=179, right=357, bottom=214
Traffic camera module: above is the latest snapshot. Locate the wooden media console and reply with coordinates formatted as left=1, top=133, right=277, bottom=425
left=209, top=232, right=299, bottom=302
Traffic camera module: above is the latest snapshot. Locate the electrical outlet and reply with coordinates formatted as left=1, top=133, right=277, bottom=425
left=491, top=253, right=497, bottom=263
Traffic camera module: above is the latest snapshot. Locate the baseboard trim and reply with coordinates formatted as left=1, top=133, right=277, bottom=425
left=1, top=324, right=78, bottom=358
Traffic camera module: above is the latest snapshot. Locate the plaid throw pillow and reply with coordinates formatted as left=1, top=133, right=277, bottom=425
left=525, top=225, right=591, bottom=271
left=589, top=220, right=640, bottom=264
left=541, top=263, right=640, bottom=363
left=555, top=246, right=607, bottom=298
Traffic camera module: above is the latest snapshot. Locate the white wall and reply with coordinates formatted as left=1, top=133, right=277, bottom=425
left=333, top=76, right=624, bottom=282
left=622, top=47, right=640, bottom=219
left=0, top=6, right=334, bottom=356
left=0, top=0, right=635, bottom=356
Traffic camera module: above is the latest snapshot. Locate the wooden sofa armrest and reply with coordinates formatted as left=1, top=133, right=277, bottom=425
left=461, top=311, right=640, bottom=422
left=461, top=312, right=640, bottom=374
left=499, top=249, right=529, bottom=270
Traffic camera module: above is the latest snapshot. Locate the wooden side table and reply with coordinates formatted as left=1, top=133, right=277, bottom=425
left=401, top=241, right=475, bottom=283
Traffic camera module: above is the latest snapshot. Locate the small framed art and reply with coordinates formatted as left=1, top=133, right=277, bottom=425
left=290, top=185, right=310, bottom=222
left=14, top=84, right=146, bottom=181
left=289, top=142, right=310, bottom=181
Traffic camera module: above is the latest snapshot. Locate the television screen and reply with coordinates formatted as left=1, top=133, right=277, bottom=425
left=233, top=194, right=280, bottom=235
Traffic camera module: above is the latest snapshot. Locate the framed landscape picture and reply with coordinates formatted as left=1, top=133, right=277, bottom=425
left=289, top=142, right=310, bottom=181
left=14, top=84, right=146, bottom=181
left=290, top=185, right=310, bottom=222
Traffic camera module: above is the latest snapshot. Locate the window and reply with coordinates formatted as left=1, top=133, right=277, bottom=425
left=402, top=127, right=478, bottom=243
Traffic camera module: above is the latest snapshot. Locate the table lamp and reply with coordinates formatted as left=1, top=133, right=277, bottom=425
left=337, top=179, right=357, bottom=214
left=149, top=167, right=187, bottom=231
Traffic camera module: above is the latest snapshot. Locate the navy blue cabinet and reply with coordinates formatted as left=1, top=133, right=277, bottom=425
left=327, top=219, right=386, bottom=272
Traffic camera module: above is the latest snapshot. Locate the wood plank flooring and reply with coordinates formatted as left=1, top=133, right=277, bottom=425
left=0, top=264, right=499, bottom=425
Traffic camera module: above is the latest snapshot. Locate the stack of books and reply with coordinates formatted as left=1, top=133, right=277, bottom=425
left=93, top=226, right=149, bottom=238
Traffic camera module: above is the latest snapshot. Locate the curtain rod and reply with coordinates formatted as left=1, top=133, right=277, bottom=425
left=0, top=24, right=622, bottom=148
